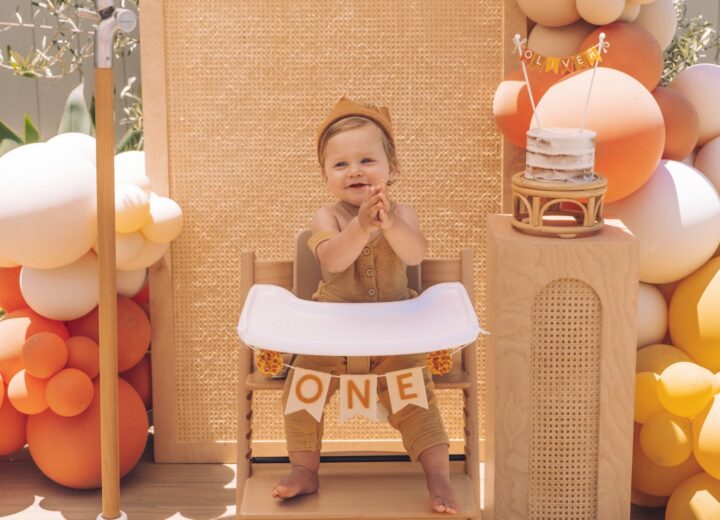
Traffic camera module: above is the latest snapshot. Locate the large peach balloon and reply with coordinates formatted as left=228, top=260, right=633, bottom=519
left=576, top=0, right=625, bottom=25
left=670, top=65, right=720, bottom=146
left=26, top=378, right=148, bottom=489
left=516, top=0, right=580, bottom=26
left=534, top=68, right=664, bottom=202
left=695, top=137, right=720, bottom=193
left=0, top=143, right=96, bottom=269
left=581, top=23, right=663, bottom=91
left=605, top=161, right=720, bottom=283
left=528, top=20, right=597, bottom=57
left=493, top=67, right=562, bottom=148
left=20, top=251, right=100, bottom=321
left=0, top=267, right=27, bottom=313
left=652, top=86, right=700, bottom=160
left=635, top=0, right=678, bottom=50
left=0, top=395, right=27, bottom=455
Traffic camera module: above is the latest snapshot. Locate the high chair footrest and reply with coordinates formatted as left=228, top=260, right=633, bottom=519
left=239, top=460, right=480, bottom=519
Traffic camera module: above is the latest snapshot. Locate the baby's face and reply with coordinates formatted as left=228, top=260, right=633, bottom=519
left=323, top=124, right=393, bottom=207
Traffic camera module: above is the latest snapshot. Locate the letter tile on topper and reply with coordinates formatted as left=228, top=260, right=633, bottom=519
left=340, top=374, right=377, bottom=422
left=284, top=367, right=331, bottom=422
left=385, top=367, right=428, bottom=413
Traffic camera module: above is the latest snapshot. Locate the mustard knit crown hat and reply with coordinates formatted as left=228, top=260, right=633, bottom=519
left=316, top=96, right=395, bottom=161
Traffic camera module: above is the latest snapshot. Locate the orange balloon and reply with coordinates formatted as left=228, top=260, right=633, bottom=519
left=0, top=394, right=27, bottom=455
left=26, top=378, right=148, bottom=489
left=46, top=368, right=94, bottom=417
left=493, top=67, right=563, bottom=148
left=66, top=297, right=150, bottom=372
left=0, top=308, right=69, bottom=381
left=0, top=373, right=4, bottom=407
left=120, top=353, right=152, bottom=410
left=535, top=68, right=665, bottom=202
left=21, top=332, right=68, bottom=379
left=0, top=267, right=27, bottom=313
left=66, top=336, right=100, bottom=379
left=652, top=86, right=700, bottom=160
left=8, top=370, right=48, bottom=415
left=581, top=23, right=664, bottom=91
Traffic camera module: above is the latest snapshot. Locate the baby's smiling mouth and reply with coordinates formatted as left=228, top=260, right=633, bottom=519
left=347, top=183, right=368, bottom=189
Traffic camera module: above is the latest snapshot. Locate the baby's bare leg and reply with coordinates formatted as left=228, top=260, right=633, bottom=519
left=271, top=450, right=321, bottom=499
left=420, top=443, right=458, bottom=514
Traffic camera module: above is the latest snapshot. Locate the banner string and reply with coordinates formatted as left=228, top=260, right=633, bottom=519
left=580, top=32, right=607, bottom=130
left=513, top=33, right=541, bottom=129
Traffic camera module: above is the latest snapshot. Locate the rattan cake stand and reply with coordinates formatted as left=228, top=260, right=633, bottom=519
left=510, top=172, right=608, bottom=239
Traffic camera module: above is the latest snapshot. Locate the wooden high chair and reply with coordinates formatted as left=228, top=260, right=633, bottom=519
left=236, top=231, right=481, bottom=519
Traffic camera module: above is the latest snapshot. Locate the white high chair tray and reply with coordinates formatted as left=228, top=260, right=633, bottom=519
left=237, top=282, right=483, bottom=356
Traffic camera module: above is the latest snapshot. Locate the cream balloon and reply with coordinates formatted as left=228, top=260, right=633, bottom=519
left=515, top=0, right=580, bottom=26
left=527, top=20, right=597, bottom=58
left=47, top=133, right=96, bottom=165
left=0, top=143, right=97, bottom=269
left=93, top=231, right=144, bottom=266
left=140, top=193, right=183, bottom=244
left=637, top=283, right=668, bottom=348
left=671, top=65, right=720, bottom=146
left=605, top=161, right=720, bottom=284
left=19, top=251, right=99, bottom=321
left=115, top=151, right=151, bottom=194
left=695, top=137, right=720, bottom=194
left=576, top=0, right=625, bottom=25
left=693, top=395, right=720, bottom=479
left=117, top=237, right=169, bottom=271
left=640, top=412, right=692, bottom=467
left=115, top=184, right=150, bottom=233
left=635, top=0, right=678, bottom=50
left=116, top=269, right=146, bottom=298
left=618, top=2, right=641, bottom=22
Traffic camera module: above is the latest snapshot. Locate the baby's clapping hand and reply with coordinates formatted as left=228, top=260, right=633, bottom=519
left=358, top=186, right=383, bottom=233
left=375, top=184, right=395, bottom=230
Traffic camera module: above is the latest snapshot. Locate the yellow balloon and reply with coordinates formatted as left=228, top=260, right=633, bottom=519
left=635, top=372, right=664, bottom=423
left=693, top=395, right=720, bottom=479
left=637, top=344, right=692, bottom=374
left=640, top=412, right=692, bottom=466
left=714, top=373, right=720, bottom=394
left=666, top=472, right=720, bottom=520
left=659, top=362, right=714, bottom=417
left=633, top=423, right=703, bottom=496
left=115, top=183, right=150, bottom=233
left=669, top=257, right=720, bottom=372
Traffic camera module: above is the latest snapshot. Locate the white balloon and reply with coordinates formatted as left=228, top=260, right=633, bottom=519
left=117, top=237, right=169, bottom=271
left=47, top=133, right=96, bottom=165
left=141, top=193, right=183, bottom=244
left=515, top=0, right=580, bottom=27
left=671, top=65, right=720, bottom=146
left=605, top=160, right=720, bottom=283
left=528, top=20, right=597, bottom=57
left=695, top=136, right=720, bottom=193
left=618, top=2, right=641, bottom=22
left=20, top=251, right=99, bottom=320
left=635, top=0, right=678, bottom=50
left=638, top=283, right=668, bottom=349
left=117, top=268, right=146, bottom=298
left=115, top=151, right=151, bottom=194
left=577, top=0, right=625, bottom=25
left=115, top=183, right=150, bottom=233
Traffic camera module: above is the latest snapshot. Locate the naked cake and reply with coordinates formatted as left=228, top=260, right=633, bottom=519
left=525, top=127, right=597, bottom=183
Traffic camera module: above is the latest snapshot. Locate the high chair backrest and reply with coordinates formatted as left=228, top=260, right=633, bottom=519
left=292, top=229, right=421, bottom=300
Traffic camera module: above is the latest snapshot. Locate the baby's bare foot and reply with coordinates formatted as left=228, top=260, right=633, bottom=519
left=271, top=465, right=319, bottom=499
left=426, top=471, right=458, bottom=514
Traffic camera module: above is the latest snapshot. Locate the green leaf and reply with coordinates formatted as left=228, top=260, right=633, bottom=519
left=24, top=114, right=40, bottom=143
left=116, top=128, right=142, bottom=153
left=89, top=96, right=96, bottom=136
left=57, top=83, right=93, bottom=135
left=0, top=119, right=23, bottom=157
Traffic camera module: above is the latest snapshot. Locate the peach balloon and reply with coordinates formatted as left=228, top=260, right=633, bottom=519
left=117, top=268, right=147, bottom=298
left=140, top=193, right=183, bottom=244
left=65, top=336, right=100, bottom=379
left=618, top=2, right=641, bottom=23
left=116, top=236, right=169, bottom=272
left=0, top=374, right=3, bottom=407
left=0, top=395, right=27, bottom=455
left=638, top=282, right=667, bottom=349
left=671, top=65, right=720, bottom=146
left=577, top=0, right=625, bottom=25
left=695, top=136, right=720, bottom=193
left=113, top=231, right=144, bottom=266
left=581, top=23, right=663, bottom=91
left=21, top=332, right=68, bottom=379
left=0, top=266, right=27, bottom=313
left=515, top=0, right=580, bottom=26
left=115, top=151, right=151, bottom=194
left=115, top=184, right=150, bottom=234
left=120, top=353, right=152, bottom=410
left=534, top=68, right=664, bottom=202
left=528, top=20, right=597, bottom=58
left=26, top=378, right=148, bottom=489
left=652, top=86, right=700, bottom=160
left=8, top=370, right=48, bottom=415
left=46, top=368, right=94, bottom=417
left=635, top=0, right=678, bottom=50
left=20, top=251, right=100, bottom=321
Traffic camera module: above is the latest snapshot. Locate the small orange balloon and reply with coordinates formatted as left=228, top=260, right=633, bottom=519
left=8, top=369, right=48, bottom=415
left=0, top=394, right=27, bottom=455
left=0, top=356, right=22, bottom=384
left=652, top=86, right=700, bottom=160
left=120, top=353, right=152, bottom=410
left=581, top=22, right=664, bottom=91
left=0, top=267, right=27, bottom=313
left=0, top=373, right=4, bottom=407
left=21, top=332, right=68, bottom=379
left=46, top=368, right=94, bottom=417
left=65, top=336, right=100, bottom=379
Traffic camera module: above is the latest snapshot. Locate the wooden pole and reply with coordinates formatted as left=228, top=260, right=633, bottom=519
left=95, top=66, right=121, bottom=519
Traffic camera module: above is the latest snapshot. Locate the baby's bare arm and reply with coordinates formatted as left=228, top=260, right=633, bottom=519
left=311, top=206, right=375, bottom=273
left=381, top=203, right=427, bottom=266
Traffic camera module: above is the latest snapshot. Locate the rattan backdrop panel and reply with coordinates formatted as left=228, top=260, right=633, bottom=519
left=145, top=0, right=503, bottom=462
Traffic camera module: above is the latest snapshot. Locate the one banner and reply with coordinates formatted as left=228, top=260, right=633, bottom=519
left=385, top=366, right=428, bottom=414
left=519, top=41, right=607, bottom=75
left=284, top=367, right=332, bottom=421
left=339, top=374, right=378, bottom=422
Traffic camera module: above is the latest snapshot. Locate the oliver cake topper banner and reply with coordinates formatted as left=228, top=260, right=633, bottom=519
left=515, top=35, right=610, bottom=75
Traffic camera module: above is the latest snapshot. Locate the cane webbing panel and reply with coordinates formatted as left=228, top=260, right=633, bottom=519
left=161, top=1, right=502, bottom=456
left=529, top=279, right=601, bottom=519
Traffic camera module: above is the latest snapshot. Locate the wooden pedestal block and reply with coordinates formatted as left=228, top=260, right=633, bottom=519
left=484, top=214, right=638, bottom=520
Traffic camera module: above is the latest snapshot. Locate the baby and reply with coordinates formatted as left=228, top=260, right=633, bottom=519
left=271, top=96, right=458, bottom=515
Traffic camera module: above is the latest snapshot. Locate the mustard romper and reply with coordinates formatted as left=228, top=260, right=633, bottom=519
left=281, top=229, right=450, bottom=461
